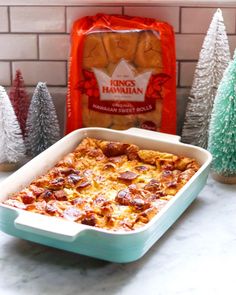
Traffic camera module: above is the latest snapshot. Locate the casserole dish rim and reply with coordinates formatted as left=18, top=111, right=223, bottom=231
left=0, top=127, right=212, bottom=238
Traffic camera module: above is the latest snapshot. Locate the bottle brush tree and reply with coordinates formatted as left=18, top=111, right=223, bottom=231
left=208, top=50, right=236, bottom=183
left=9, top=69, right=30, bottom=138
left=181, top=9, right=231, bottom=148
left=0, top=86, right=25, bottom=168
left=25, top=82, right=60, bottom=157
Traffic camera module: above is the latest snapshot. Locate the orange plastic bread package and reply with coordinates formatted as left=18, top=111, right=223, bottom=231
left=66, top=14, right=176, bottom=134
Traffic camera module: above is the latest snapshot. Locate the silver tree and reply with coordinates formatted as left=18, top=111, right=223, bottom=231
left=25, top=82, right=60, bottom=157
left=0, top=86, right=25, bottom=164
left=181, top=9, right=231, bottom=148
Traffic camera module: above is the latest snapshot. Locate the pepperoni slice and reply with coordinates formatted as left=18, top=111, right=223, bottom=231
left=131, top=198, right=151, bottom=211
left=54, top=190, right=68, bottom=201
left=103, top=142, right=129, bottom=157
left=115, top=189, right=132, bottom=205
left=109, top=156, right=124, bottom=163
left=144, top=179, right=161, bottom=192
left=38, top=190, right=55, bottom=202
left=135, top=165, right=149, bottom=172
left=103, top=163, right=116, bottom=170
left=29, top=185, right=44, bottom=197
left=21, top=194, right=35, bottom=205
left=118, top=171, right=138, bottom=181
left=67, top=174, right=83, bottom=186
left=76, top=181, right=91, bottom=189
left=49, top=177, right=65, bottom=189
left=81, top=213, right=96, bottom=226
left=58, top=167, right=80, bottom=176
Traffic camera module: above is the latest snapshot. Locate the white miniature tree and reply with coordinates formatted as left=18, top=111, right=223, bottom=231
left=25, top=82, right=60, bottom=157
left=0, top=86, right=25, bottom=165
left=181, top=9, right=231, bottom=148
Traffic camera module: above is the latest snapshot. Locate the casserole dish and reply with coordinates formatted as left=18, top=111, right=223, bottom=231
left=0, top=128, right=212, bottom=262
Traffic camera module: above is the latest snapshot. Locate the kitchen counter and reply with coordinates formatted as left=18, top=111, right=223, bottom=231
left=0, top=172, right=236, bottom=295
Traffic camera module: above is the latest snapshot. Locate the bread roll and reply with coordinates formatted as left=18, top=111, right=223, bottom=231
left=134, top=31, right=162, bottom=69
left=103, top=32, right=139, bottom=64
left=83, top=34, right=108, bottom=69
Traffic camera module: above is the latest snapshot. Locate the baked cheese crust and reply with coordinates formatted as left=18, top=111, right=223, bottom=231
left=3, top=138, right=200, bottom=231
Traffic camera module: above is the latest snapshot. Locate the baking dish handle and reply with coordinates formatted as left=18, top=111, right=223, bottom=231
left=123, top=128, right=181, bottom=143
left=14, top=213, right=86, bottom=242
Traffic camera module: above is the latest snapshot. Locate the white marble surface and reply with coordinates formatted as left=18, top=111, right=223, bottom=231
left=0, top=172, right=236, bottom=295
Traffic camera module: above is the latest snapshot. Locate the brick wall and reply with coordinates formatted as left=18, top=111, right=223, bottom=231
left=0, top=4, right=235, bottom=134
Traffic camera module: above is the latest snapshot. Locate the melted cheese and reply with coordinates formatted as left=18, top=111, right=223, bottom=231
left=3, top=138, right=200, bottom=232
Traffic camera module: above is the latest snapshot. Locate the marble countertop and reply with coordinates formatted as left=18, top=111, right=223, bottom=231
left=0, top=172, right=236, bottom=295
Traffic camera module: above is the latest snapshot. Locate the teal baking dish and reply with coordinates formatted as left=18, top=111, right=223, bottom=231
left=0, top=128, right=212, bottom=263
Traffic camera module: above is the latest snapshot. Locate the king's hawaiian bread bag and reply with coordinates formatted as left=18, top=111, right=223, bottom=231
left=66, top=14, right=176, bottom=134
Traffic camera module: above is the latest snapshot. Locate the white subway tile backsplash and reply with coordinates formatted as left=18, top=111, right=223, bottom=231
left=228, top=35, right=236, bottom=56
left=39, top=35, right=70, bottom=60
left=0, top=62, right=11, bottom=86
left=176, top=34, right=204, bottom=60
left=0, top=7, right=9, bottom=32
left=124, top=6, right=180, bottom=32
left=0, top=2, right=235, bottom=140
left=176, top=87, right=190, bottom=135
left=10, top=7, right=65, bottom=32
left=12, top=61, right=66, bottom=86
left=181, top=8, right=236, bottom=34
left=0, top=34, right=37, bottom=60
left=66, top=6, right=122, bottom=33
left=180, top=62, right=196, bottom=87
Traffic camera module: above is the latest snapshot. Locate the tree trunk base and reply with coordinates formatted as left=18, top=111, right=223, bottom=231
left=211, top=172, right=236, bottom=184
left=0, top=162, right=19, bottom=172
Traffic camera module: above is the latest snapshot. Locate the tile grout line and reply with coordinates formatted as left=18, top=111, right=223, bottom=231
left=177, top=6, right=181, bottom=87
left=177, top=61, right=181, bottom=88
left=179, top=6, right=182, bottom=34
left=7, top=6, right=11, bottom=32
left=2, top=59, right=68, bottom=62
left=0, top=32, right=70, bottom=35
left=65, top=60, right=68, bottom=85
left=180, top=62, right=183, bottom=88
left=37, top=34, right=39, bottom=60
left=9, top=61, right=13, bottom=86
left=64, top=6, right=67, bottom=33
left=234, top=7, right=236, bottom=35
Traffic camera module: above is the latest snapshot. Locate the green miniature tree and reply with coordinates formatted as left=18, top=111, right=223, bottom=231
left=208, top=50, right=236, bottom=182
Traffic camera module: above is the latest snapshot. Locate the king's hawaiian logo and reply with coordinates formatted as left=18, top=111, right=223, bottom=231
left=93, top=59, right=152, bottom=102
